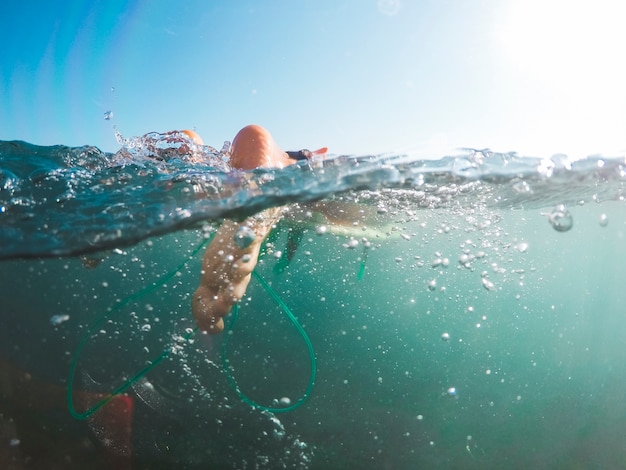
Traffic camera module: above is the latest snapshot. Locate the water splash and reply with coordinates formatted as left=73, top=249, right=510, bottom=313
left=1, top=140, right=625, bottom=259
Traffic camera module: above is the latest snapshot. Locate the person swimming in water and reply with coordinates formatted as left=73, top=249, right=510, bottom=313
left=191, top=125, right=327, bottom=333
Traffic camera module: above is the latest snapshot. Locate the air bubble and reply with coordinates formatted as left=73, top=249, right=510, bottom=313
left=103, top=110, right=113, bottom=120
left=441, top=332, right=450, bottom=341
left=548, top=204, right=573, bottom=232
left=512, top=180, right=531, bottom=194
left=599, top=213, right=608, bottom=227
left=481, top=277, right=495, bottom=291
left=50, top=314, right=70, bottom=326
left=345, top=239, right=359, bottom=249
left=233, top=226, right=256, bottom=248
left=431, top=257, right=450, bottom=268
left=315, top=225, right=327, bottom=235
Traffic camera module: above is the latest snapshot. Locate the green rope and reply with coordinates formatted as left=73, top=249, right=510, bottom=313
left=357, top=244, right=368, bottom=281
left=221, top=271, right=317, bottom=413
left=67, top=234, right=316, bottom=419
left=66, top=237, right=210, bottom=419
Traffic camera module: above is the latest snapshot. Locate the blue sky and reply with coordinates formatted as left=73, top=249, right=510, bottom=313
left=2, top=0, right=625, bottom=158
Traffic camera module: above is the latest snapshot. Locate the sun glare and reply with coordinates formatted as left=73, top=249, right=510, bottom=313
left=498, top=0, right=626, bottom=88
left=495, top=0, right=626, bottom=155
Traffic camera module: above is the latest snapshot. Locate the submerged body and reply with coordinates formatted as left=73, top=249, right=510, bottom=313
left=191, top=125, right=327, bottom=333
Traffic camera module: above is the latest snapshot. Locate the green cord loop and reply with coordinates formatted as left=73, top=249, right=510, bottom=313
left=67, top=235, right=316, bottom=420
left=221, top=271, right=317, bottom=413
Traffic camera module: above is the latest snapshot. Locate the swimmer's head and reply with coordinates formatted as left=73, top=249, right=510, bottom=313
left=182, top=129, right=204, bottom=145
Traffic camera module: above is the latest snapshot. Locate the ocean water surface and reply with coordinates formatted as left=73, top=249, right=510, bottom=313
left=1, top=134, right=625, bottom=468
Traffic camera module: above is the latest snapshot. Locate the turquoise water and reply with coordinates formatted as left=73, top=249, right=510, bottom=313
left=1, top=138, right=626, bottom=468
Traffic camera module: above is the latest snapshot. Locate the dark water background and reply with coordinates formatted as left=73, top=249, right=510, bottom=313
left=1, top=137, right=626, bottom=468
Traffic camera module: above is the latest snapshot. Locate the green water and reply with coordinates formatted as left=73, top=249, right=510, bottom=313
left=1, top=200, right=625, bottom=468
left=260, top=201, right=626, bottom=468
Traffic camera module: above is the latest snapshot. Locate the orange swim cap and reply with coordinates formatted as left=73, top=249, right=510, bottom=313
left=181, top=129, right=204, bottom=145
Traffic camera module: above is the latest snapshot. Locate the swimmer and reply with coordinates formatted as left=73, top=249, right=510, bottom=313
left=161, top=129, right=206, bottom=163
left=192, top=125, right=327, bottom=333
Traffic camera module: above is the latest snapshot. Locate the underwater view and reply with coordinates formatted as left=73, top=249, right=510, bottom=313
left=3, top=0, right=626, bottom=468
left=1, top=136, right=626, bottom=468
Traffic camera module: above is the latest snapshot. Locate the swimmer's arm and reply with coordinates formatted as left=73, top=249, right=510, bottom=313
left=192, top=208, right=281, bottom=333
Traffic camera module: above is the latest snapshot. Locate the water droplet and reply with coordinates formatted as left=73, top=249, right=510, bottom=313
left=548, top=204, right=573, bottom=232
left=103, top=110, right=113, bottom=120
left=233, top=226, right=256, bottom=248
left=599, top=213, right=609, bottom=227
left=441, top=332, right=450, bottom=341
